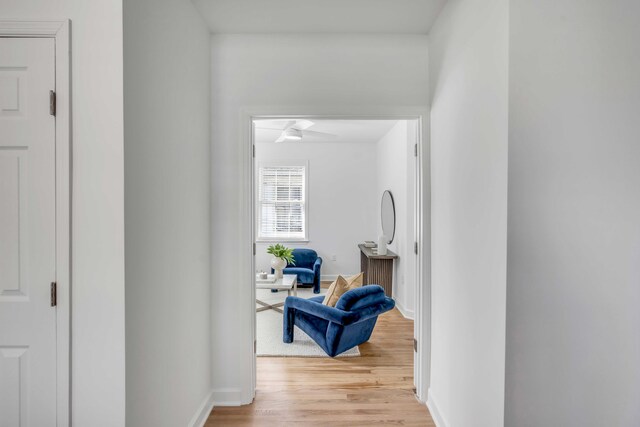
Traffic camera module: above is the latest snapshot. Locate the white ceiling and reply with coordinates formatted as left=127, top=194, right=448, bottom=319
left=254, top=119, right=400, bottom=144
left=192, top=0, right=447, bottom=34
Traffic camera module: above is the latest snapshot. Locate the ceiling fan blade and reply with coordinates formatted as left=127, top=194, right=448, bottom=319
left=301, top=129, right=338, bottom=139
left=275, top=132, right=287, bottom=143
left=255, top=119, right=315, bottom=131
left=290, top=119, right=314, bottom=131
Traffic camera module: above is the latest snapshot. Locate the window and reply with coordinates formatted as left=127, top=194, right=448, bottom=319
left=257, top=163, right=308, bottom=241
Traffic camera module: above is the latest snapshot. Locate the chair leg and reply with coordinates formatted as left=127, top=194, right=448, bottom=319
left=283, top=307, right=294, bottom=343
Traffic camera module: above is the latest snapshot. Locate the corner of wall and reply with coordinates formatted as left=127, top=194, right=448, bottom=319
left=188, top=389, right=215, bottom=427
left=211, top=388, right=246, bottom=407
left=427, top=389, right=448, bottom=427
left=395, top=298, right=415, bottom=320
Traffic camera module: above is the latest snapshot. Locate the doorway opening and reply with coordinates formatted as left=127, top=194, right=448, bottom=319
left=245, top=115, right=429, bottom=420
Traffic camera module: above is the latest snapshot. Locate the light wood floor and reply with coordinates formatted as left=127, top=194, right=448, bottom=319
left=205, top=307, right=435, bottom=426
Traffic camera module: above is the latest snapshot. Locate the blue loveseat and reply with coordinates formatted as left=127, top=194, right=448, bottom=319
left=283, top=285, right=395, bottom=357
left=283, top=248, right=322, bottom=294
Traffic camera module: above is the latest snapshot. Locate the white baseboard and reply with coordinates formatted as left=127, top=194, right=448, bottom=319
left=426, top=389, right=448, bottom=427
left=395, top=299, right=415, bottom=320
left=188, top=389, right=214, bottom=427
left=211, top=387, right=244, bottom=406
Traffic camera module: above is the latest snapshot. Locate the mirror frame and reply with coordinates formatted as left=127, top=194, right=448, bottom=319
left=381, top=190, right=396, bottom=244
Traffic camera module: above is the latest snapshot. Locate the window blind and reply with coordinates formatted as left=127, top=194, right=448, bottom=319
left=258, top=165, right=306, bottom=240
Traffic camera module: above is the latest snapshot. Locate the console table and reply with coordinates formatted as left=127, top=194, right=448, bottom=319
left=358, top=244, right=398, bottom=297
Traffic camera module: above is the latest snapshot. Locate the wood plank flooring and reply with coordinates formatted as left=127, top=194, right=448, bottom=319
left=205, top=307, right=435, bottom=426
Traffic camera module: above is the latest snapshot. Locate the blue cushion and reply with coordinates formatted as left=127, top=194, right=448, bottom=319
left=289, top=249, right=318, bottom=269
left=335, top=285, right=386, bottom=311
left=283, top=267, right=314, bottom=284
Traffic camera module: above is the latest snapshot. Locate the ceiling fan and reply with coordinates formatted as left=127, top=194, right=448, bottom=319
left=255, top=119, right=338, bottom=142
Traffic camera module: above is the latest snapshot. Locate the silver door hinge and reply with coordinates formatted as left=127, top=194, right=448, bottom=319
left=414, top=241, right=418, bottom=255
left=413, top=338, right=417, bottom=352
left=49, top=90, right=56, bottom=116
left=414, top=143, right=418, bottom=157
left=252, top=145, right=255, bottom=158
left=50, top=282, right=57, bottom=307
left=253, top=242, right=256, bottom=255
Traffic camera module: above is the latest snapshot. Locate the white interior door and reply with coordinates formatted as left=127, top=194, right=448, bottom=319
left=0, top=37, right=57, bottom=427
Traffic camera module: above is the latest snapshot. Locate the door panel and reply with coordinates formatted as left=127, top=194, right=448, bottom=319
left=0, top=152, right=28, bottom=301
left=0, top=38, right=56, bottom=427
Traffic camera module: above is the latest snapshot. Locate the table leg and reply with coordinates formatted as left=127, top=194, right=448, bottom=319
left=256, top=299, right=272, bottom=312
left=257, top=278, right=296, bottom=313
left=256, top=299, right=285, bottom=313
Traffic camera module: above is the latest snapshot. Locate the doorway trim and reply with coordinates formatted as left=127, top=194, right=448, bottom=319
left=238, top=107, right=431, bottom=404
left=0, top=20, right=71, bottom=426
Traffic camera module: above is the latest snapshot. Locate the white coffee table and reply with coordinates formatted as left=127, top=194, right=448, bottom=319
left=255, top=274, right=297, bottom=314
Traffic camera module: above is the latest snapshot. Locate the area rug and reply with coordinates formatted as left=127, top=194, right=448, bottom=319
left=256, top=288, right=360, bottom=358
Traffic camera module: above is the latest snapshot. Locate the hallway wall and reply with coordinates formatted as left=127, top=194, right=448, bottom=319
left=124, top=0, right=212, bottom=425
left=376, top=121, right=418, bottom=317
left=210, top=33, right=429, bottom=404
left=505, top=1, right=640, bottom=425
left=428, top=0, right=509, bottom=425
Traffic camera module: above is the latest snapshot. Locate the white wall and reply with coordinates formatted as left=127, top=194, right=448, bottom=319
left=0, top=2, right=126, bottom=425
left=123, top=0, right=212, bottom=425
left=255, top=142, right=378, bottom=279
left=505, top=1, right=640, bottom=425
left=428, top=0, right=509, bottom=425
left=211, top=34, right=429, bottom=404
left=376, top=121, right=417, bottom=317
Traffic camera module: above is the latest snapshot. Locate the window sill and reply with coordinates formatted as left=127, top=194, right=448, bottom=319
left=256, top=239, right=310, bottom=244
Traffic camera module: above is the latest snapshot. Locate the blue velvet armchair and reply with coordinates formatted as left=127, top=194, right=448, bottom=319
left=283, top=249, right=322, bottom=294
left=283, top=285, right=395, bottom=357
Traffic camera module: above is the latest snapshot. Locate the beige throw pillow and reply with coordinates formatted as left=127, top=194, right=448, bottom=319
left=346, top=272, right=364, bottom=288
left=322, top=273, right=364, bottom=307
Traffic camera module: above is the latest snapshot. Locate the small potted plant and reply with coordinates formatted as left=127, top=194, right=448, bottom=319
left=267, top=243, right=295, bottom=279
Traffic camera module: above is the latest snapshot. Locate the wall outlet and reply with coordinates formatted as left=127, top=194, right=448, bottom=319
left=331, top=254, right=337, bottom=261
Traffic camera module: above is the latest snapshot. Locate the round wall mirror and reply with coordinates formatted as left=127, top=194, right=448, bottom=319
left=381, top=190, right=396, bottom=244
